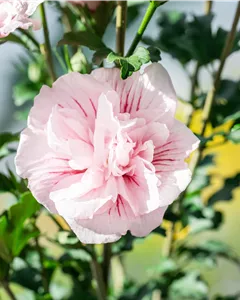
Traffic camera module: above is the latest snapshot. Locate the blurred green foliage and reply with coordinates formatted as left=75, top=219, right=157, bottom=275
left=0, top=1, right=240, bottom=300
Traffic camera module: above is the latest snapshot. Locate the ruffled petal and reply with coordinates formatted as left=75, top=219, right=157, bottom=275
left=92, top=63, right=177, bottom=125
left=153, top=119, right=200, bottom=173
left=15, top=128, right=72, bottom=211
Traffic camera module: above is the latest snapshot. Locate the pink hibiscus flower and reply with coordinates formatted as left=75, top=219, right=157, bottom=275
left=70, top=0, right=101, bottom=11
left=15, top=63, right=199, bottom=244
left=0, top=0, right=42, bottom=38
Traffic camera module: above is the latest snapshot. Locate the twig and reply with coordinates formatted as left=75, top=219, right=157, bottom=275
left=188, top=1, right=240, bottom=181
left=186, top=62, right=200, bottom=127
left=186, top=1, right=213, bottom=127
left=205, top=0, right=213, bottom=14
left=116, top=1, right=128, bottom=56
left=39, top=2, right=56, bottom=82
left=165, top=1, right=240, bottom=257
left=199, top=1, right=240, bottom=139
left=50, top=214, right=70, bottom=231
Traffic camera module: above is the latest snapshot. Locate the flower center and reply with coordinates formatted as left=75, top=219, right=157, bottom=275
left=105, top=131, right=136, bottom=177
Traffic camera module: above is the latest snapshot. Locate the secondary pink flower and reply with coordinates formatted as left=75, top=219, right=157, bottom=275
left=15, top=63, right=199, bottom=244
left=70, top=0, right=101, bottom=11
left=0, top=0, right=42, bottom=38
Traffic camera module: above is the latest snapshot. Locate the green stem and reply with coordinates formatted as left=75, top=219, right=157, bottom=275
left=116, top=1, right=128, bottom=56
left=186, top=62, right=200, bottom=127
left=35, top=238, right=49, bottom=294
left=126, top=1, right=167, bottom=57
left=63, top=45, right=73, bottom=72
left=18, top=29, right=40, bottom=50
left=1, top=282, right=17, bottom=300
left=102, top=243, right=112, bottom=292
left=163, top=222, right=174, bottom=257
left=90, top=250, right=106, bottom=300
left=53, top=48, right=68, bottom=73
left=39, top=2, right=56, bottom=82
left=190, top=62, right=200, bottom=104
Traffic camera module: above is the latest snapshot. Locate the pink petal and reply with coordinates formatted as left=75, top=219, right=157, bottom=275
left=68, top=139, right=93, bottom=170
left=29, top=72, right=112, bottom=129
left=118, top=158, right=161, bottom=215
left=15, top=128, right=71, bottom=212
left=49, top=167, right=105, bottom=204
left=66, top=218, right=121, bottom=244
left=53, top=176, right=117, bottom=219
left=153, top=119, right=200, bottom=173
left=130, top=206, right=168, bottom=237
left=92, top=63, right=177, bottom=125
left=93, top=93, right=120, bottom=166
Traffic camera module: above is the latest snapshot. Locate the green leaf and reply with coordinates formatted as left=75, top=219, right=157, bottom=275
left=177, top=240, right=240, bottom=268
left=185, top=207, right=223, bottom=234
left=228, top=124, right=240, bottom=144
left=143, top=12, right=191, bottom=65
left=0, top=132, right=19, bottom=148
left=143, top=12, right=240, bottom=66
left=147, top=46, right=161, bottom=62
left=107, top=47, right=150, bottom=79
left=9, top=192, right=40, bottom=227
left=0, top=215, right=12, bottom=262
left=14, top=108, right=31, bottom=121
left=153, top=257, right=179, bottom=275
left=12, top=229, right=40, bottom=257
left=0, top=257, right=9, bottom=280
left=10, top=256, right=41, bottom=292
left=92, top=47, right=112, bottom=65
left=182, top=191, right=223, bottom=233
left=0, top=173, right=16, bottom=193
left=169, top=272, right=209, bottom=300
left=214, top=294, right=240, bottom=300
left=224, top=111, right=240, bottom=122
left=38, top=292, right=53, bottom=299
left=211, top=80, right=240, bottom=127
left=65, top=249, right=91, bottom=262
left=152, top=226, right=166, bottom=236
left=0, top=192, right=40, bottom=262
left=127, top=2, right=144, bottom=27
left=0, top=33, right=28, bottom=48
left=0, top=132, right=18, bottom=160
left=195, top=81, right=240, bottom=127
left=57, top=231, right=79, bottom=247
left=13, top=81, right=38, bottom=106
left=58, top=30, right=106, bottom=50
left=112, top=232, right=138, bottom=255
left=152, top=0, right=168, bottom=8
left=187, top=155, right=214, bottom=195
left=119, top=281, right=156, bottom=300
left=208, top=173, right=240, bottom=205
